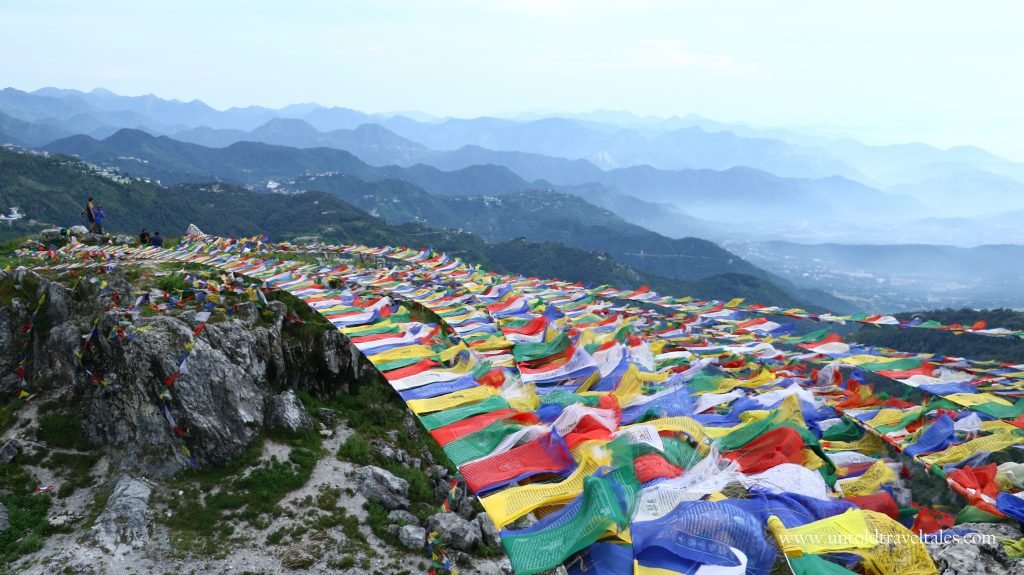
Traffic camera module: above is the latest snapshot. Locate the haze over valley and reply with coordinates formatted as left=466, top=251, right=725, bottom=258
left=5, top=4, right=1024, bottom=575
left=1, top=84, right=1021, bottom=312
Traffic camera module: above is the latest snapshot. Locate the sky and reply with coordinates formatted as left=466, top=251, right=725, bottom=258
left=3, top=0, right=1024, bottom=159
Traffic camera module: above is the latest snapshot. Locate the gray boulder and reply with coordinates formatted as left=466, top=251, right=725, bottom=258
left=43, top=280, right=74, bottom=327
left=398, top=524, right=426, bottom=549
left=90, top=476, right=153, bottom=554
left=926, top=522, right=1024, bottom=574
left=475, top=512, right=501, bottom=548
left=267, top=389, right=313, bottom=433
left=427, top=512, right=482, bottom=552
left=0, top=439, right=19, bottom=464
left=470, top=558, right=514, bottom=575
left=354, top=466, right=409, bottom=510
left=388, top=509, right=420, bottom=526
left=317, top=407, right=337, bottom=427
left=39, top=229, right=62, bottom=242
left=82, top=315, right=269, bottom=476
left=69, top=225, right=89, bottom=237
left=0, top=501, right=8, bottom=532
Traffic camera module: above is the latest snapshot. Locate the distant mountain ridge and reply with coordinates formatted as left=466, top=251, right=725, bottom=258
left=7, top=86, right=1024, bottom=227
left=0, top=147, right=822, bottom=309
left=8, top=85, right=1024, bottom=190
left=43, top=128, right=923, bottom=227
left=42, top=130, right=762, bottom=282
left=175, top=119, right=428, bottom=166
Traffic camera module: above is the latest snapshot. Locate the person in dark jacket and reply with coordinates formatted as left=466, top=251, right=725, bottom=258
left=81, top=197, right=96, bottom=232
left=139, top=229, right=151, bottom=245
left=150, top=231, right=164, bottom=248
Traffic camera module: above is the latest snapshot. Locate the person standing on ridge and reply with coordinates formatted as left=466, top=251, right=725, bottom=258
left=150, top=231, right=163, bottom=248
left=93, top=205, right=106, bottom=234
left=139, top=229, right=151, bottom=245
left=81, top=197, right=96, bottom=232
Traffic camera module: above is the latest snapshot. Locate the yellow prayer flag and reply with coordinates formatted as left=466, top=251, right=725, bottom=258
left=367, top=344, right=437, bottom=364
left=920, top=430, right=1022, bottom=467
left=769, top=509, right=877, bottom=557
left=836, top=460, right=896, bottom=497
left=405, top=385, right=499, bottom=415
left=480, top=454, right=604, bottom=528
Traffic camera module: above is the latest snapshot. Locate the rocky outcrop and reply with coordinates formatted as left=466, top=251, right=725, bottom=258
left=90, top=476, right=153, bottom=554
left=0, top=270, right=376, bottom=478
left=0, top=261, right=514, bottom=573
left=475, top=512, right=501, bottom=548
left=925, top=522, right=1024, bottom=574
left=80, top=313, right=271, bottom=475
left=427, top=512, right=482, bottom=552
left=0, top=501, right=8, bottom=532
left=398, top=524, right=426, bottom=549
left=388, top=509, right=419, bottom=526
left=267, top=389, right=313, bottom=433
left=0, top=439, right=19, bottom=464
left=354, top=465, right=409, bottom=510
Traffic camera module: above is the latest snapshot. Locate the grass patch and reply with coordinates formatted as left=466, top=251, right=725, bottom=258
left=265, top=528, right=286, bottom=545
left=154, top=272, right=190, bottom=294
left=0, top=464, right=53, bottom=565
left=329, top=556, right=356, bottom=570
left=36, top=412, right=95, bottom=451
left=0, top=398, right=25, bottom=433
left=42, top=451, right=100, bottom=496
left=363, top=500, right=399, bottom=546
left=336, top=435, right=374, bottom=465
left=164, top=438, right=321, bottom=556
left=387, top=465, right=433, bottom=506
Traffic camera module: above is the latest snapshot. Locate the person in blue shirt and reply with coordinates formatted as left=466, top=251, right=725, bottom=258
left=150, top=231, right=164, bottom=248
left=93, top=205, right=106, bottom=234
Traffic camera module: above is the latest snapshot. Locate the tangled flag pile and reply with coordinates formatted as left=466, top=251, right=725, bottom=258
left=18, top=226, right=1024, bottom=574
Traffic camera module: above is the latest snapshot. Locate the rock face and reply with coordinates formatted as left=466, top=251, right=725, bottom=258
left=39, top=228, right=63, bottom=242
left=0, top=270, right=378, bottom=478
left=90, top=476, right=153, bottom=554
left=266, top=389, right=313, bottom=433
left=388, top=509, right=420, bottom=526
left=427, top=512, right=482, bottom=552
left=925, top=522, right=1024, bottom=574
left=0, top=439, right=19, bottom=464
left=0, top=501, right=8, bottom=532
left=354, top=465, right=409, bottom=510
left=398, top=524, right=426, bottom=549
left=475, top=512, right=501, bottom=548
left=83, top=313, right=273, bottom=476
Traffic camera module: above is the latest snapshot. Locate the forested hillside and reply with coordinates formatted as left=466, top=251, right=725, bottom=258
left=0, top=148, right=815, bottom=307
left=853, top=308, right=1024, bottom=363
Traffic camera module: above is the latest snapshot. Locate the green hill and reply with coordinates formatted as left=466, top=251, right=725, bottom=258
left=43, top=130, right=797, bottom=284
left=853, top=308, right=1024, bottom=363
left=0, top=147, right=816, bottom=307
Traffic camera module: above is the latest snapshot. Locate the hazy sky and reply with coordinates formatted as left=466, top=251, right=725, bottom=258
left=3, top=0, right=1024, bottom=158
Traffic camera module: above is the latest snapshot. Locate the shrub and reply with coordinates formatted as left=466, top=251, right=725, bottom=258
left=36, top=412, right=94, bottom=450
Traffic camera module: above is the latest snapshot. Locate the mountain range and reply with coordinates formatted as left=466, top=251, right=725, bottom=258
left=7, top=86, right=1024, bottom=191
left=0, top=146, right=826, bottom=309
left=5, top=87, right=1024, bottom=229
left=41, top=128, right=927, bottom=232
left=2, top=85, right=1023, bottom=311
